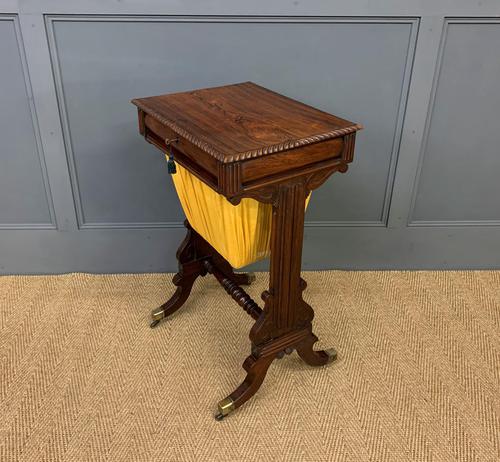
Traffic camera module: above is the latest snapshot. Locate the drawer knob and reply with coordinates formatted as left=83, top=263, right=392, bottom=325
left=165, top=138, right=179, bottom=174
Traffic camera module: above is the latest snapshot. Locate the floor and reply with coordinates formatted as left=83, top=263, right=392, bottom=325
left=1, top=271, right=499, bottom=461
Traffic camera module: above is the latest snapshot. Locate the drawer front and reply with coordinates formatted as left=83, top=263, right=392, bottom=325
left=240, top=138, right=344, bottom=184
left=142, top=113, right=219, bottom=179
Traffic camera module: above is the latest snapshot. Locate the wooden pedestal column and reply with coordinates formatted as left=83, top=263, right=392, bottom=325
left=217, top=180, right=336, bottom=419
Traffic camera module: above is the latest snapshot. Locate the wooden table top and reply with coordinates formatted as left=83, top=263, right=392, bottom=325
left=132, top=82, right=362, bottom=164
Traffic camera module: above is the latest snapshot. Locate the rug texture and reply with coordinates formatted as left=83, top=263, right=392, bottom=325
left=0, top=271, right=499, bottom=462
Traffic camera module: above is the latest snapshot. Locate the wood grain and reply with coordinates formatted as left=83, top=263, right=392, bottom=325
left=132, top=81, right=361, bottom=163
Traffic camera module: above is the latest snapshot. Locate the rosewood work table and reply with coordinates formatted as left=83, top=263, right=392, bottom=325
left=132, top=82, right=361, bottom=419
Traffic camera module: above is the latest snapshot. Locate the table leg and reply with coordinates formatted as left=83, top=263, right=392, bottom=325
left=216, top=182, right=337, bottom=419
left=150, top=220, right=255, bottom=328
left=149, top=222, right=202, bottom=328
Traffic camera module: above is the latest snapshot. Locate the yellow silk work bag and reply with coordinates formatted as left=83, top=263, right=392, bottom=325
left=171, top=163, right=310, bottom=269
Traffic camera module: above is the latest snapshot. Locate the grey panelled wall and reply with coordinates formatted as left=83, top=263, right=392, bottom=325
left=0, top=1, right=500, bottom=273
left=0, top=16, right=54, bottom=228
left=48, top=17, right=416, bottom=227
left=411, top=19, right=500, bottom=225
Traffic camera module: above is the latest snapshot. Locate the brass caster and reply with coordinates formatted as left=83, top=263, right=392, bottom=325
left=246, top=272, right=256, bottom=284
left=215, top=397, right=235, bottom=421
left=236, top=272, right=256, bottom=285
left=150, top=307, right=165, bottom=328
left=276, top=347, right=293, bottom=359
left=325, top=348, right=338, bottom=362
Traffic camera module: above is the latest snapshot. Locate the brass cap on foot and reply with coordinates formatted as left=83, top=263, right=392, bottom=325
left=325, top=348, right=338, bottom=362
left=217, top=397, right=235, bottom=417
left=246, top=272, right=256, bottom=283
left=151, top=308, right=165, bottom=321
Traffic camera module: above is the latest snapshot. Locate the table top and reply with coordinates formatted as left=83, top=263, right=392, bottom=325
left=132, top=82, right=361, bottom=164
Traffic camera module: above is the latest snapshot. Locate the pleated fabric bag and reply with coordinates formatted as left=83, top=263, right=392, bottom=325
left=171, top=163, right=310, bottom=269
